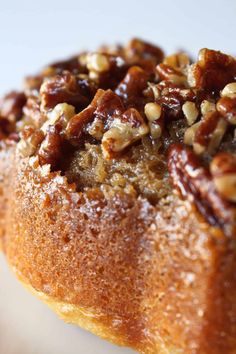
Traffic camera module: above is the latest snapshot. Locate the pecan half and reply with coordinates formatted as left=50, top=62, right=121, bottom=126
left=168, top=144, right=236, bottom=234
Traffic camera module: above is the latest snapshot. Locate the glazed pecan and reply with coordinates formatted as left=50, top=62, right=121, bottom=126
left=66, top=89, right=124, bottom=143
left=0, top=91, right=26, bottom=121
left=217, top=96, right=236, bottom=125
left=156, top=64, right=187, bottom=86
left=66, top=105, right=95, bottom=143
left=210, top=152, right=236, bottom=202
left=50, top=56, right=81, bottom=73
left=82, top=52, right=128, bottom=91
left=66, top=86, right=150, bottom=154
left=168, top=144, right=236, bottom=234
left=156, top=81, right=196, bottom=120
left=18, top=127, right=44, bottom=157
left=188, top=48, right=236, bottom=91
left=93, top=88, right=124, bottom=122
left=115, top=66, right=148, bottom=107
left=101, top=108, right=149, bottom=159
left=124, top=38, right=164, bottom=75
left=21, top=96, right=47, bottom=129
left=40, top=71, right=91, bottom=110
left=193, top=111, right=228, bottom=155
left=0, top=117, right=13, bottom=139
left=163, top=52, right=190, bottom=69
left=38, top=124, right=62, bottom=167
left=24, top=74, right=44, bottom=93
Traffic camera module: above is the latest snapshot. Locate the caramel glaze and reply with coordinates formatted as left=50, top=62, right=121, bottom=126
left=1, top=144, right=235, bottom=354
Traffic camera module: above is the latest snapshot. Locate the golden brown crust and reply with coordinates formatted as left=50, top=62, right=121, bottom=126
left=1, top=145, right=235, bottom=353
left=0, top=141, right=15, bottom=250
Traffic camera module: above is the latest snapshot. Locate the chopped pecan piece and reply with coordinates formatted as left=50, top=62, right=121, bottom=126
left=115, top=66, right=148, bottom=106
left=182, top=101, right=199, bottom=126
left=184, top=122, right=201, bottom=146
left=156, top=64, right=187, bottom=86
left=40, top=71, right=90, bottom=110
left=125, top=38, right=164, bottom=64
left=168, top=144, right=236, bottom=234
left=144, top=102, right=162, bottom=121
left=200, top=100, right=216, bottom=116
left=66, top=105, right=95, bottom=143
left=66, top=89, right=124, bottom=142
left=38, top=124, right=62, bottom=167
left=0, top=117, right=13, bottom=139
left=93, top=88, right=124, bottom=121
left=86, top=53, right=110, bottom=73
left=18, top=127, right=44, bottom=157
left=82, top=52, right=128, bottom=90
left=144, top=102, right=163, bottom=139
left=221, top=82, right=236, bottom=98
left=24, top=75, right=44, bottom=93
left=187, top=48, right=236, bottom=91
left=155, top=81, right=196, bottom=121
left=210, top=152, right=236, bottom=202
left=0, top=91, right=26, bottom=121
left=101, top=108, right=149, bottom=159
left=41, top=103, right=75, bottom=134
left=193, top=111, right=228, bottom=154
left=217, top=96, right=236, bottom=125
left=21, top=96, right=47, bottom=130
left=163, top=52, right=190, bottom=69
left=50, top=56, right=81, bottom=73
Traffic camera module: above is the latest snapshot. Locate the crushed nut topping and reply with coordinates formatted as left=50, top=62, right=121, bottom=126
left=0, top=38, right=235, bottom=233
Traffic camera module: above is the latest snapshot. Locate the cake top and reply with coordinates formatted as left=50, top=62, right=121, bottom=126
left=0, top=38, right=235, bottom=234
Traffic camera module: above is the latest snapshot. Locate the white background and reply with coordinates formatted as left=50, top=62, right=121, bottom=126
left=0, top=1, right=236, bottom=353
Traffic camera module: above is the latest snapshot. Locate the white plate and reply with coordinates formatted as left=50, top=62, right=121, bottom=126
left=0, top=254, right=135, bottom=354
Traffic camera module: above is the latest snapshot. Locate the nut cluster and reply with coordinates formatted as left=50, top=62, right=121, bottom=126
left=0, top=38, right=235, bottom=232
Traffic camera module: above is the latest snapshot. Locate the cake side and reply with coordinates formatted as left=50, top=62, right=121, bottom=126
left=2, top=150, right=235, bottom=354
